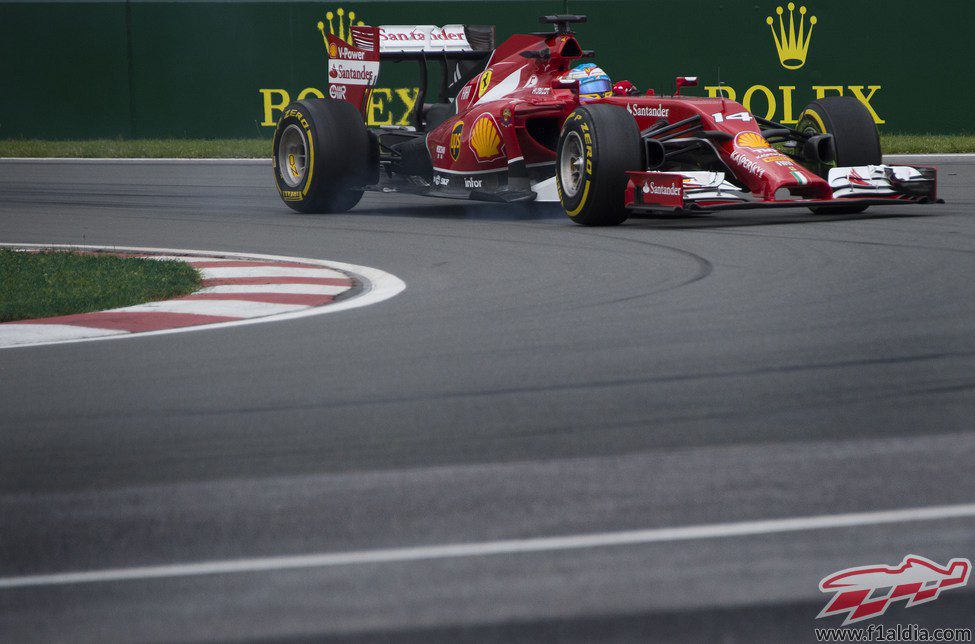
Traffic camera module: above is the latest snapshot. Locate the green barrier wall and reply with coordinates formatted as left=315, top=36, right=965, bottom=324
left=1, top=0, right=971, bottom=138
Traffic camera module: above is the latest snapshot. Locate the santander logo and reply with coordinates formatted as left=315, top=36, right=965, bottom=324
left=328, top=64, right=375, bottom=82
left=645, top=181, right=681, bottom=196
left=378, top=26, right=466, bottom=44
left=627, top=104, right=670, bottom=118
left=379, top=28, right=427, bottom=42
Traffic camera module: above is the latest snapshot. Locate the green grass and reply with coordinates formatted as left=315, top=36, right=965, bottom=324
left=0, top=139, right=271, bottom=159
left=880, top=134, right=975, bottom=154
left=0, top=135, right=973, bottom=158
left=0, top=250, right=201, bottom=322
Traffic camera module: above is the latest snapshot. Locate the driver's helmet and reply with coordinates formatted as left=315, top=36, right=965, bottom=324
left=564, top=63, right=612, bottom=102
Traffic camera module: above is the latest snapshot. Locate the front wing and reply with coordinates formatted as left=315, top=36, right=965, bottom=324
left=625, top=165, right=940, bottom=213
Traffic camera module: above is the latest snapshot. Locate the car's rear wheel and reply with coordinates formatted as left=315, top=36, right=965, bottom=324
left=272, top=98, right=374, bottom=213
left=798, top=96, right=881, bottom=214
left=556, top=104, right=643, bottom=226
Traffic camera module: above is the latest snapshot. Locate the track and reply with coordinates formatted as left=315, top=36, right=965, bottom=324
left=1, top=157, right=974, bottom=641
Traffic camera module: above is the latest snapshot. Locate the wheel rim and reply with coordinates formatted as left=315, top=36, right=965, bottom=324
left=278, top=124, right=308, bottom=188
left=559, top=131, right=585, bottom=198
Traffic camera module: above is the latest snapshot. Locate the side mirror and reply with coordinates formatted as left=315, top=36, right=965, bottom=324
left=675, top=76, right=698, bottom=96
left=519, top=48, right=552, bottom=61
left=804, top=133, right=835, bottom=164
left=554, top=78, right=580, bottom=92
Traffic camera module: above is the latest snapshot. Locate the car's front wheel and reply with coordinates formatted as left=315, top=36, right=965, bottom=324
left=556, top=104, right=643, bottom=226
left=798, top=96, right=881, bottom=215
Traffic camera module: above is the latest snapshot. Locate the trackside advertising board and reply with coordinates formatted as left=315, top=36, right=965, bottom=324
left=0, top=0, right=970, bottom=138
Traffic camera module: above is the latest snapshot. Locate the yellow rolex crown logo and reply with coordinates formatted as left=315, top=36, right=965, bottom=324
left=316, top=7, right=365, bottom=48
left=766, top=3, right=817, bottom=70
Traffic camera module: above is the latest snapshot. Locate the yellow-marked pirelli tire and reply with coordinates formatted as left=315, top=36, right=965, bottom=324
left=556, top=104, right=643, bottom=226
left=798, top=96, right=881, bottom=215
left=272, top=98, right=375, bottom=214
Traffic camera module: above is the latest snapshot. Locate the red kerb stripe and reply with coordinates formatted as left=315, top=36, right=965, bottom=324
left=18, top=312, right=240, bottom=332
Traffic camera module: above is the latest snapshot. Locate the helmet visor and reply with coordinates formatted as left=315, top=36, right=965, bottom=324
left=579, top=78, right=611, bottom=96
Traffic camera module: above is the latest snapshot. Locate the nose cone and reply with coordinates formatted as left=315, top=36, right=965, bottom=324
left=727, top=134, right=830, bottom=200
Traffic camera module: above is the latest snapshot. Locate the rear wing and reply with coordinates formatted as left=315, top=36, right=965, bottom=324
left=376, top=24, right=495, bottom=57
left=324, top=24, right=494, bottom=123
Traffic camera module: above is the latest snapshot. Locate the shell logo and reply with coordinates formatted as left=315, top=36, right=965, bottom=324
left=449, top=121, right=464, bottom=161
left=328, top=42, right=339, bottom=58
left=735, top=131, right=772, bottom=149
left=469, top=114, right=505, bottom=162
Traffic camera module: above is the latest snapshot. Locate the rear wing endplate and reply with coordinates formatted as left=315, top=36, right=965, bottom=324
left=325, top=24, right=494, bottom=119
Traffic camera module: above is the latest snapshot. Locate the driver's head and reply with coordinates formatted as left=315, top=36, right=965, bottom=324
left=564, top=63, right=612, bottom=102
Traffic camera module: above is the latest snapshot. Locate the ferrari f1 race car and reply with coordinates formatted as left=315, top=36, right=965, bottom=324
left=272, top=15, right=940, bottom=225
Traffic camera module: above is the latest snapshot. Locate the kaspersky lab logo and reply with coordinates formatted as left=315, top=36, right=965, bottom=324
left=766, top=3, right=817, bottom=70
left=817, top=555, right=971, bottom=626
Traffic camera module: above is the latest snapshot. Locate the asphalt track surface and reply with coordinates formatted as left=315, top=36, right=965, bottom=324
left=1, top=157, right=974, bottom=642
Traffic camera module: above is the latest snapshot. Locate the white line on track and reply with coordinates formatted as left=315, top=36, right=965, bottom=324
left=0, top=244, right=406, bottom=349
left=141, top=255, right=232, bottom=262
left=3, top=503, right=974, bottom=589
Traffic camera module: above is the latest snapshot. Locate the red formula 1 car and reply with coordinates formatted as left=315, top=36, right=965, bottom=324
left=272, top=15, right=940, bottom=225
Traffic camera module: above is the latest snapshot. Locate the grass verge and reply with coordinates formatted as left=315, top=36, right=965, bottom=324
left=0, top=139, right=271, bottom=159
left=0, top=135, right=973, bottom=159
left=0, top=250, right=201, bottom=322
left=881, top=135, right=975, bottom=154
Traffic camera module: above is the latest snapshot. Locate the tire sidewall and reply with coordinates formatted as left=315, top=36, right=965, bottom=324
left=556, top=104, right=640, bottom=226
left=272, top=99, right=370, bottom=213
left=556, top=110, right=595, bottom=221
left=272, top=104, right=319, bottom=208
left=797, top=97, right=881, bottom=172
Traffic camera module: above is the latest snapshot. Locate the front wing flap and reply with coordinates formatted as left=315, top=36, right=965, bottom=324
left=626, top=165, right=940, bottom=213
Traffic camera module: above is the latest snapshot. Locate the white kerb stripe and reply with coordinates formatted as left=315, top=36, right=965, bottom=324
left=199, top=284, right=350, bottom=295
left=198, top=266, right=347, bottom=280
left=2, top=503, right=973, bottom=589
left=114, top=299, right=309, bottom=318
left=0, top=243, right=405, bottom=350
left=0, top=324, right=127, bottom=347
